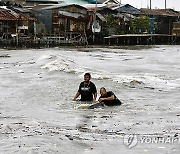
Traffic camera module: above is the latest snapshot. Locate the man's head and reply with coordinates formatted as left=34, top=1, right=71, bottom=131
left=84, top=73, right=91, bottom=83
left=100, top=87, right=107, bottom=96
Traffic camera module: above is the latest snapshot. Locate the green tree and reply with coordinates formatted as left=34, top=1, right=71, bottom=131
left=130, top=16, right=150, bottom=34
left=106, top=15, right=119, bottom=27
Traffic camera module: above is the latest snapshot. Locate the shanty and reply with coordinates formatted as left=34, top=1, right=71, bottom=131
left=0, top=0, right=180, bottom=47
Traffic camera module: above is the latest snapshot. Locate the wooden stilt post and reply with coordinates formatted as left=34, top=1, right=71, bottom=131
left=34, top=21, right=36, bottom=45
left=16, top=21, right=18, bottom=47
left=84, top=26, right=88, bottom=46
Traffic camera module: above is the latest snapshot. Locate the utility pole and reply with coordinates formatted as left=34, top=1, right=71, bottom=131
left=150, top=0, right=152, bottom=9
left=92, top=0, right=97, bottom=43
left=165, top=0, right=167, bottom=9
left=118, top=0, right=120, bottom=25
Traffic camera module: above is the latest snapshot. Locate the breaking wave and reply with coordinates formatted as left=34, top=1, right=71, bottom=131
left=40, top=53, right=180, bottom=91
left=112, top=73, right=180, bottom=90
left=40, top=54, right=111, bottom=80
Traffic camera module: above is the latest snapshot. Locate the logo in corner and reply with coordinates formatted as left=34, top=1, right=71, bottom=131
left=124, top=134, right=138, bottom=148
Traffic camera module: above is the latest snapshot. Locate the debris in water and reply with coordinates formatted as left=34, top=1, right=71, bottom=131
left=65, top=134, right=73, bottom=140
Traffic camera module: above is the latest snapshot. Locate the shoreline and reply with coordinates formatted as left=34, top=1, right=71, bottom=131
left=0, top=44, right=179, bottom=51
left=1, top=34, right=180, bottom=50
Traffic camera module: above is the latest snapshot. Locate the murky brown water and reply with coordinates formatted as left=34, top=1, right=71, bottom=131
left=0, top=46, right=180, bottom=153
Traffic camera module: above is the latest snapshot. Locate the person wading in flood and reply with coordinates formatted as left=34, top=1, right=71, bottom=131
left=73, top=73, right=97, bottom=102
left=98, top=87, right=121, bottom=106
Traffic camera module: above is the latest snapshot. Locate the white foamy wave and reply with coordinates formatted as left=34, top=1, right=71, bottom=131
left=113, top=73, right=180, bottom=91
left=41, top=55, right=112, bottom=80
left=39, top=55, right=56, bottom=60
left=41, top=59, right=87, bottom=73
left=40, top=54, right=84, bottom=73
left=78, top=72, right=111, bottom=80
left=40, top=53, right=180, bottom=91
left=40, top=54, right=112, bottom=78
left=92, top=73, right=111, bottom=80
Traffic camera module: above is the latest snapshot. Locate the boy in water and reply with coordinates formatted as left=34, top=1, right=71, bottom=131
left=98, top=87, right=121, bottom=106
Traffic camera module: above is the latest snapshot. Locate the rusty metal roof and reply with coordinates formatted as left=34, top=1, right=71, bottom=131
left=59, top=10, right=87, bottom=18
left=140, top=9, right=180, bottom=17
left=32, top=4, right=87, bottom=11
left=0, top=8, right=35, bottom=21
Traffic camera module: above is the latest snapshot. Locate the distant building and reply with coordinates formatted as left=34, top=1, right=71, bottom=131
left=25, top=0, right=63, bottom=7
left=25, top=0, right=92, bottom=5
left=141, top=9, right=180, bottom=34
left=172, top=22, right=180, bottom=36
left=0, top=6, right=35, bottom=37
left=32, top=4, right=89, bottom=34
left=1, top=0, right=26, bottom=3
left=110, top=4, right=141, bottom=15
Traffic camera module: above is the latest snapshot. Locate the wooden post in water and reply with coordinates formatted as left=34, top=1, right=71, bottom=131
left=16, top=21, right=18, bottom=46
left=83, top=26, right=88, bottom=46
left=34, top=21, right=37, bottom=45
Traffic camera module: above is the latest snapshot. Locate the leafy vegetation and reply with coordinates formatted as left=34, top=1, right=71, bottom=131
left=130, top=16, right=150, bottom=34
left=106, top=15, right=119, bottom=26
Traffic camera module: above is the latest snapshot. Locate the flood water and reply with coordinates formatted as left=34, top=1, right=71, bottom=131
left=0, top=45, right=180, bottom=154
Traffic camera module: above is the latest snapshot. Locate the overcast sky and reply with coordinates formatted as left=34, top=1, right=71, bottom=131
left=120, top=0, right=180, bottom=11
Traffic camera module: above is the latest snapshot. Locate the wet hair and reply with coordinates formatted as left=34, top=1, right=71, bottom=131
left=100, top=87, right=106, bottom=91
left=84, top=73, right=91, bottom=78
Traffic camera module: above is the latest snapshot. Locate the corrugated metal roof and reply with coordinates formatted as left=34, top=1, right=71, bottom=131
left=141, top=9, right=180, bottom=17
left=32, top=3, right=87, bottom=10
left=26, top=0, right=62, bottom=2
left=111, top=4, right=141, bottom=15
left=33, top=4, right=70, bottom=10
left=82, top=4, right=106, bottom=11
left=26, top=0, right=63, bottom=2
left=26, top=0, right=89, bottom=5
left=0, top=8, right=35, bottom=21
left=59, top=10, right=86, bottom=18
left=64, top=0, right=89, bottom=5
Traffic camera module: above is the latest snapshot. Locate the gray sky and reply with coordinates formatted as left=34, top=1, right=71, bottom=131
left=120, top=0, right=180, bottom=11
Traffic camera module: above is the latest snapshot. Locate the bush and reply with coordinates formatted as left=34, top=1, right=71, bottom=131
left=130, top=16, right=150, bottom=34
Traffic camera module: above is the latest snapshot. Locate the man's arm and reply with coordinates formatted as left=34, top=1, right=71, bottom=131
left=73, top=83, right=82, bottom=101
left=73, top=92, right=80, bottom=101
left=92, top=82, right=97, bottom=102
left=98, top=95, right=115, bottom=102
left=93, top=92, right=97, bottom=102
